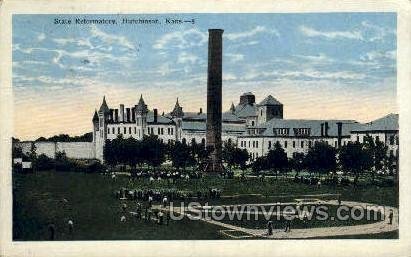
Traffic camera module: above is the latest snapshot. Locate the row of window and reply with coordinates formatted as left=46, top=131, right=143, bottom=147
left=107, top=126, right=174, bottom=136
left=240, top=139, right=348, bottom=149
left=356, top=135, right=399, bottom=146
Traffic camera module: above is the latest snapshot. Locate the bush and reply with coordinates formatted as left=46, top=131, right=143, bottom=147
left=33, top=154, right=55, bottom=171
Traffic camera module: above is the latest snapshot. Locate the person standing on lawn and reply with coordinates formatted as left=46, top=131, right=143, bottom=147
left=267, top=220, right=273, bottom=235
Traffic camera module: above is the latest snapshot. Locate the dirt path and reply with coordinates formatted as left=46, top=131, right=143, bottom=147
left=171, top=198, right=398, bottom=239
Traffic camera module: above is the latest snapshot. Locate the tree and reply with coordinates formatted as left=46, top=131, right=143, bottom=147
left=232, top=148, right=249, bottom=175
left=141, top=135, right=166, bottom=169
left=222, top=141, right=236, bottom=171
left=266, top=142, right=288, bottom=179
left=339, top=141, right=372, bottom=186
left=169, top=140, right=192, bottom=170
left=290, top=152, right=305, bottom=175
left=251, top=156, right=268, bottom=174
left=363, top=135, right=388, bottom=179
left=305, top=142, right=337, bottom=177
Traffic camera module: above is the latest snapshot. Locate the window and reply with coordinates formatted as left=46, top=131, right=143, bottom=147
left=252, top=141, right=255, bottom=148
left=389, top=135, right=395, bottom=145
left=107, top=128, right=110, bottom=134
left=112, top=128, right=115, bottom=134
left=248, top=141, right=250, bottom=147
left=376, top=136, right=380, bottom=142
left=161, top=128, right=164, bottom=135
left=260, top=110, right=263, bottom=116
left=357, top=135, right=359, bottom=142
left=182, top=138, right=186, bottom=145
left=284, top=141, right=288, bottom=148
left=293, top=141, right=296, bottom=148
left=171, top=128, right=174, bottom=135
left=118, top=127, right=120, bottom=134
left=134, top=127, right=136, bottom=134
left=129, top=127, right=132, bottom=134
left=301, top=141, right=304, bottom=148
left=309, top=141, right=312, bottom=148
left=268, top=141, right=272, bottom=149
left=158, top=128, right=160, bottom=134
left=251, top=121, right=255, bottom=126
left=256, top=141, right=258, bottom=148
left=124, top=127, right=126, bottom=134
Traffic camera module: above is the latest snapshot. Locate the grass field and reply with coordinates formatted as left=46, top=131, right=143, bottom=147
left=13, top=171, right=398, bottom=240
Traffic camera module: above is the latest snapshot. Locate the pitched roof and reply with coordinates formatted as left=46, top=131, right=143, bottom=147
left=257, top=95, right=282, bottom=106
left=146, top=110, right=174, bottom=124
left=136, top=94, right=148, bottom=114
left=99, top=96, right=110, bottom=114
left=171, top=98, right=184, bottom=117
left=352, top=113, right=398, bottom=132
left=92, top=110, right=99, bottom=122
left=181, top=121, right=246, bottom=133
left=234, top=104, right=257, bottom=118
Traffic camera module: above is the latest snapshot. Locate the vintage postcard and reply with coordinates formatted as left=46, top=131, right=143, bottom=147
left=1, top=0, right=411, bottom=256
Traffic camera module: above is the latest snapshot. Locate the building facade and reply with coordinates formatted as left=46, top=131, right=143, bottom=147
left=93, top=92, right=399, bottom=162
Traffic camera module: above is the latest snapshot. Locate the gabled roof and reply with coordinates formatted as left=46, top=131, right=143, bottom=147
left=352, top=114, right=398, bottom=132
left=257, top=95, right=282, bottom=106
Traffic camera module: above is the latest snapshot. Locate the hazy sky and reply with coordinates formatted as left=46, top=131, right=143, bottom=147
left=13, top=13, right=396, bottom=140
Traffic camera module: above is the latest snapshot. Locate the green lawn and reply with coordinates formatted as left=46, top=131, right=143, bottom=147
left=13, top=171, right=398, bottom=240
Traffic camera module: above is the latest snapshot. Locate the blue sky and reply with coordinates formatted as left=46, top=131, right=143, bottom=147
left=13, top=13, right=396, bottom=140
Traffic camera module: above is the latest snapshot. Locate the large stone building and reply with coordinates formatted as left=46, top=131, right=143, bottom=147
left=92, top=92, right=399, bottom=162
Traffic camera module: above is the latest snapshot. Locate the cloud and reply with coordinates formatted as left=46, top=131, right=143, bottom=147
left=293, top=53, right=334, bottom=63
left=90, top=25, right=135, bottom=50
left=241, top=68, right=366, bottom=81
left=299, top=25, right=363, bottom=40
left=177, top=52, right=199, bottom=64
left=37, top=33, right=46, bottom=42
left=153, top=29, right=207, bottom=50
left=360, top=50, right=396, bottom=61
left=53, top=37, right=94, bottom=49
left=225, top=53, right=244, bottom=62
left=225, top=26, right=280, bottom=41
left=361, top=21, right=396, bottom=42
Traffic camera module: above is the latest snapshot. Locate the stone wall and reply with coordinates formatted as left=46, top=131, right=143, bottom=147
left=15, top=141, right=96, bottom=159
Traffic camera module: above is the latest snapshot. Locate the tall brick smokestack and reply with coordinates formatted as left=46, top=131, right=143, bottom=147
left=206, top=29, right=224, bottom=173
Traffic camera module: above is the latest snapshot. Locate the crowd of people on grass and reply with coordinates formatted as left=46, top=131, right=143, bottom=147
left=293, top=175, right=350, bottom=186
left=114, top=187, right=222, bottom=202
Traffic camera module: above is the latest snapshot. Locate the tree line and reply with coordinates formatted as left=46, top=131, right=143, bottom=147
left=251, top=136, right=397, bottom=185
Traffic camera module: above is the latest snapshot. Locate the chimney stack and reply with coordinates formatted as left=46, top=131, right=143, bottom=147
left=320, top=123, right=324, bottom=137
left=131, top=107, right=136, bottom=122
left=114, top=109, right=119, bottom=122
left=337, top=122, right=343, bottom=148
left=205, top=29, right=224, bottom=173
left=324, top=122, right=329, bottom=137
left=154, top=108, right=158, bottom=123
left=126, top=108, right=130, bottom=122
left=119, top=104, right=124, bottom=122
